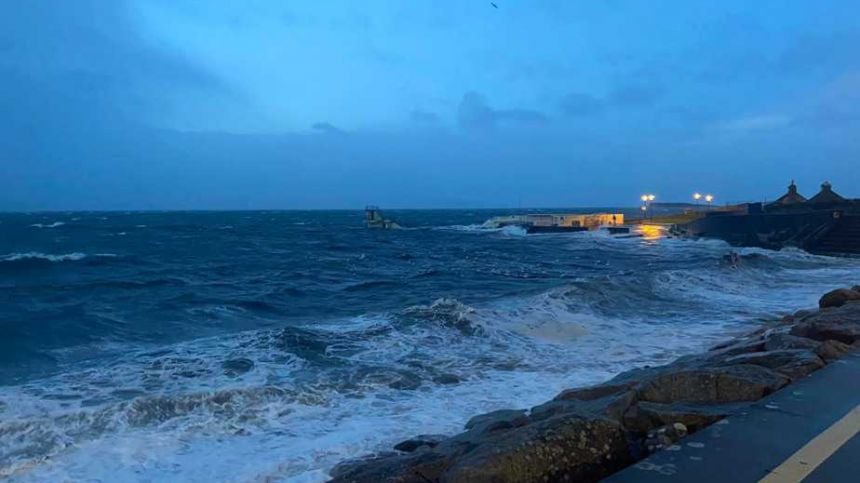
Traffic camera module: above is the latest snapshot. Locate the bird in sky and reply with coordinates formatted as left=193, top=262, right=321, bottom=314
left=491, top=2, right=498, bottom=8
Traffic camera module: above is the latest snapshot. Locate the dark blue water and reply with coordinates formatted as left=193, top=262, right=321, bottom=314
left=1, top=210, right=858, bottom=481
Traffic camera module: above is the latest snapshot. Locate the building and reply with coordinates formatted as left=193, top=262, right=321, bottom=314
left=807, top=181, right=846, bottom=205
left=769, top=180, right=807, bottom=206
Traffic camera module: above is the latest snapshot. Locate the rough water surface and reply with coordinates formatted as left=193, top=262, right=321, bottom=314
left=1, top=210, right=858, bottom=481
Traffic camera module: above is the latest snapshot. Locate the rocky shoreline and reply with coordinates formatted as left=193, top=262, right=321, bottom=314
left=328, top=286, right=860, bottom=483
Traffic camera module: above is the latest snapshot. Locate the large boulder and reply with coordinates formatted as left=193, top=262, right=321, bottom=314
left=329, top=451, right=429, bottom=483
left=790, top=303, right=860, bottom=344
left=643, top=423, right=688, bottom=454
left=719, top=349, right=825, bottom=381
left=763, top=333, right=821, bottom=351
left=623, top=401, right=745, bottom=434
left=531, top=390, right=636, bottom=423
left=815, top=339, right=854, bottom=362
left=819, top=288, right=860, bottom=308
left=394, top=434, right=449, bottom=453
left=442, top=413, right=633, bottom=483
left=464, top=409, right=528, bottom=434
left=636, top=364, right=789, bottom=404
left=554, top=382, right=636, bottom=402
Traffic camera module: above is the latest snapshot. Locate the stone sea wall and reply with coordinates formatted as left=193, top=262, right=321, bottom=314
left=329, top=286, right=860, bottom=483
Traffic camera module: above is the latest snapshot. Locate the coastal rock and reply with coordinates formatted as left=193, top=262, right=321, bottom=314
left=719, top=349, right=825, bottom=381
left=643, top=423, right=688, bottom=453
left=530, top=389, right=636, bottom=423
left=442, top=414, right=633, bottom=483
left=789, top=303, right=860, bottom=344
left=554, top=382, right=636, bottom=402
left=763, top=333, right=821, bottom=351
left=464, top=409, right=528, bottom=433
left=394, top=434, right=448, bottom=453
left=819, top=288, right=860, bottom=308
left=329, top=450, right=449, bottom=483
left=637, top=364, right=789, bottom=404
left=707, top=336, right=765, bottom=356
left=623, top=401, right=744, bottom=434
left=815, top=339, right=854, bottom=362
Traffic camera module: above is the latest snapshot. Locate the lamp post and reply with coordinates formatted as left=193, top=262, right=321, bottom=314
left=704, top=194, right=714, bottom=210
left=693, top=192, right=702, bottom=208
left=641, top=194, right=656, bottom=219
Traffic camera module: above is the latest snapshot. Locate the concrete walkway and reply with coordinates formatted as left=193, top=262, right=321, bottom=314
left=605, top=353, right=860, bottom=483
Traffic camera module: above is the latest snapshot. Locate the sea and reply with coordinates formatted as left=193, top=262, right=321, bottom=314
left=1, top=210, right=859, bottom=482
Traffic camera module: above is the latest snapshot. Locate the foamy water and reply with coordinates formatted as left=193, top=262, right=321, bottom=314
left=1, top=211, right=858, bottom=482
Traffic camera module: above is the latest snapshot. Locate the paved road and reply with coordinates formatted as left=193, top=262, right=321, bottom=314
left=605, top=353, right=860, bottom=483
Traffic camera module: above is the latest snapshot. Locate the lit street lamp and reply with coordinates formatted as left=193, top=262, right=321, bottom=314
left=693, top=192, right=702, bottom=207
left=640, top=194, right=656, bottom=219
left=705, top=194, right=714, bottom=209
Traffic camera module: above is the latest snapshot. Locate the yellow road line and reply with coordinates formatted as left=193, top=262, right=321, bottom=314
left=759, top=404, right=860, bottom=483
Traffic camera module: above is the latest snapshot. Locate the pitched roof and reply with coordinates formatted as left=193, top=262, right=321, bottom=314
left=808, top=181, right=846, bottom=204
left=772, top=181, right=807, bottom=205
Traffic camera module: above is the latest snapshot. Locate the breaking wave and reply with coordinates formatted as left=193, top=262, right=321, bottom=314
left=2, top=210, right=859, bottom=482
left=29, top=222, right=65, bottom=229
left=0, top=252, right=88, bottom=263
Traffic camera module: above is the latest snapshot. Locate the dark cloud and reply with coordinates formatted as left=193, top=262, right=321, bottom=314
left=559, top=93, right=604, bottom=117
left=0, top=0, right=231, bottom=129
left=457, top=91, right=546, bottom=130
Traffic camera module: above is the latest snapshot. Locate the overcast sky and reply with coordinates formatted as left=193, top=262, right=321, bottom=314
left=1, top=0, right=859, bottom=210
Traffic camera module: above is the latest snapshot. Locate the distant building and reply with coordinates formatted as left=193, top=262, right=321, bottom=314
left=770, top=180, right=807, bottom=206
left=807, top=181, right=846, bottom=205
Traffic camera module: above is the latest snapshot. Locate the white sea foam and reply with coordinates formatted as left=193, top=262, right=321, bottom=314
left=2, top=238, right=859, bottom=482
left=28, top=222, right=65, bottom=228
left=0, top=252, right=87, bottom=262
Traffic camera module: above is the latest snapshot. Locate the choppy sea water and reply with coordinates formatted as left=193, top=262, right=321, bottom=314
left=1, top=210, right=859, bottom=482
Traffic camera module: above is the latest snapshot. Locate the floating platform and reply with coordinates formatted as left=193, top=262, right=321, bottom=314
left=484, top=212, right=625, bottom=234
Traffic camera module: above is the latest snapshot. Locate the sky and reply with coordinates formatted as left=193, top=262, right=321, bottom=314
left=1, top=0, right=859, bottom=210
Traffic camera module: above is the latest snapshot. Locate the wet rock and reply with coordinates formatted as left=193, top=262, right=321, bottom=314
left=790, top=303, right=860, bottom=344
left=623, top=401, right=743, bottom=434
left=464, top=409, right=528, bottom=433
left=554, top=382, right=636, bottom=402
left=794, top=309, right=814, bottom=319
left=763, top=333, right=821, bottom=352
left=643, top=423, right=688, bottom=453
left=815, top=339, right=854, bottom=362
left=707, top=337, right=765, bottom=356
left=443, top=414, right=633, bottom=483
left=329, top=451, right=423, bottom=482
left=222, top=358, right=254, bottom=376
left=637, top=364, right=789, bottom=404
left=535, top=390, right=637, bottom=423
left=394, top=434, right=448, bottom=453
left=719, top=350, right=825, bottom=381
left=819, top=288, right=860, bottom=308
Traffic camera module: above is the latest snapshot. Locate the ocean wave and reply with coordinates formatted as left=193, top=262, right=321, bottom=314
left=29, top=222, right=65, bottom=228
left=0, top=252, right=87, bottom=263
